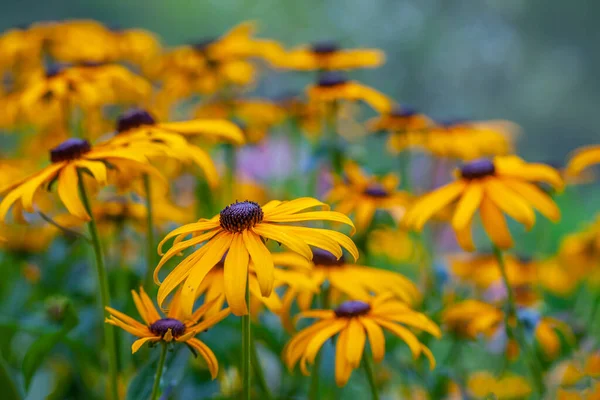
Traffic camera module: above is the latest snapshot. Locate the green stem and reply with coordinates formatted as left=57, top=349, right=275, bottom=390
left=250, top=337, right=273, bottom=400
left=77, top=169, right=119, bottom=400
left=362, top=349, right=379, bottom=400
left=493, top=246, right=544, bottom=397
left=242, top=278, right=251, bottom=400
left=309, top=288, right=330, bottom=400
left=149, top=342, right=168, bottom=400
left=143, top=174, right=156, bottom=291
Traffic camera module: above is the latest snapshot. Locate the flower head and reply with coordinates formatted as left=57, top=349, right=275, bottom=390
left=284, top=293, right=439, bottom=387
left=105, top=287, right=230, bottom=378
left=566, top=144, right=600, bottom=178
left=155, top=197, right=358, bottom=317
left=274, top=41, right=384, bottom=71
left=366, top=106, right=433, bottom=153
left=403, top=156, right=563, bottom=251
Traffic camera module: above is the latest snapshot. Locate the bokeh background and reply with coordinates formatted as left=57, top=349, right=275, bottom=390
left=2, top=0, right=596, bottom=162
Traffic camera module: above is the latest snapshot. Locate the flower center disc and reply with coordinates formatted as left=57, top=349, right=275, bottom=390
left=116, top=108, right=156, bottom=133
left=363, top=184, right=389, bottom=198
left=219, top=201, right=264, bottom=233
left=311, top=248, right=345, bottom=267
left=149, top=318, right=186, bottom=338
left=460, top=159, right=496, bottom=180
left=311, top=41, right=339, bottom=55
left=390, top=105, right=417, bottom=119
left=317, top=72, right=348, bottom=88
left=50, top=138, right=91, bottom=163
left=334, top=300, right=371, bottom=318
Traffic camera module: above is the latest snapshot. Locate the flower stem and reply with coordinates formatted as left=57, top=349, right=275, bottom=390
left=150, top=342, right=168, bottom=400
left=492, top=246, right=545, bottom=397
left=250, top=337, right=273, bottom=400
left=242, top=278, right=251, bottom=400
left=310, top=287, right=330, bottom=400
left=143, top=174, right=156, bottom=291
left=76, top=169, right=119, bottom=400
left=363, top=349, right=379, bottom=400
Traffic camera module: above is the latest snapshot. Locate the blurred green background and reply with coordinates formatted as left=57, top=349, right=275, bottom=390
left=2, top=0, right=596, bottom=162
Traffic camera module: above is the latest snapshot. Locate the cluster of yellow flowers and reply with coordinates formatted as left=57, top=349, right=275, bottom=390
left=1, top=19, right=600, bottom=400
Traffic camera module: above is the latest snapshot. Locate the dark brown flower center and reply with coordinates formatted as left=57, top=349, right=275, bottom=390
left=311, top=41, right=339, bottom=54
left=311, top=248, right=345, bottom=267
left=116, top=108, right=156, bottom=133
left=363, top=184, right=389, bottom=198
left=149, top=318, right=186, bottom=338
left=192, top=37, right=217, bottom=52
left=50, top=138, right=91, bottom=163
left=460, top=159, right=496, bottom=180
left=45, top=64, right=65, bottom=78
left=390, top=105, right=418, bottom=118
left=317, top=72, right=348, bottom=88
left=334, top=300, right=371, bottom=318
left=219, top=201, right=264, bottom=233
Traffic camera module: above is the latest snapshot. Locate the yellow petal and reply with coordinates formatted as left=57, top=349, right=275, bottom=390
left=479, top=196, right=514, bottom=249
left=224, top=234, right=250, bottom=316
left=242, top=230, right=274, bottom=297
left=131, top=337, right=160, bottom=354
left=58, top=165, right=90, bottom=221
left=252, top=223, right=312, bottom=259
left=360, top=317, right=386, bottom=363
left=451, top=182, right=484, bottom=230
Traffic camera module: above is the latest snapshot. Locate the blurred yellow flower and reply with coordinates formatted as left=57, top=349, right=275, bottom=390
left=367, top=106, right=433, bottom=153
left=368, top=227, right=423, bottom=264
left=0, top=223, right=61, bottom=254
left=274, top=41, right=384, bottom=71
left=449, top=253, right=538, bottom=290
left=467, top=371, right=531, bottom=399
left=404, top=156, right=563, bottom=251
left=566, top=144, right=600, bottom=178
left=442, top=300, right=503, bottom=339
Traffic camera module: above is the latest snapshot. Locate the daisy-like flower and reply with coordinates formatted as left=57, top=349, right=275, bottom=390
left=155, top=197, right=358, bottom=317
left=108, top=108, right=244, bottom=187
left=279, top=248, right=421, bottom=329
left=105, top=287, right=230, bottom=378
left=566, top=144, right=600, bottom=179
left=467, top=372, right=532, bottom=400
left=367, top=227, right=423, bottom=264
left=327, top=162, right=412, bottom=231
left=554, top=351, right=600, bottom=398
left=0, top=223, right=62, bottom=254
left=0, top=25, right=45, bottom=91
left=0, top=137, right=166, bottom=222
left=283, top=293, right=440, bottom=387
left=274, top=41, right=384, bottom=71
left=306, top=72, right=393, bottom=114
left=403, top=156, right=563, bottom=251
left=442, top=300, right=504, bottom=339
left=367, top=106, right=433, bottom=154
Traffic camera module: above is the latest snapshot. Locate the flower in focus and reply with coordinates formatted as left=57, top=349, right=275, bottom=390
left=424, top=119, right=519, bottom=161
left=105, top=287, right=230, bottom=378
left=565, top=144, right=600, bottom=179
left=467, top=371, right=531, bottom=399
left=108, top=108, right=244, bottom=187
left=327, top=161, right=412, bottom=231
left=403, top=156, right=563, bottom=251
left=155, top=197, right=358, bottom=317
left=306, top=72, right=393, bottom=114
left=274, top=41, right=384, bottom=71
left=0, top=137, right=166, bottom=222
left=283, top=294, right=439, bottom=386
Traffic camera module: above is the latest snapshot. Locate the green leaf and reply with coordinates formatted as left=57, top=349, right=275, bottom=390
left=22, top=300, right=79, bottom=389
left=0, top=352, right=21, bottom=400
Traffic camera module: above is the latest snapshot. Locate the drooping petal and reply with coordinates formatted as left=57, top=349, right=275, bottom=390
left=455, top=223, right=475, bottom=252
left=302, top=319, right=347, bottom=367
left=186, top=338, right=219, bottom=379
left=157, top=220, right=220, bottom=255
left=451, top=182, right=484, bottom=230
left=373, top=318, right=422, bottom=359
left=353, top=201, right=377, bottom=233
left=404, top=180, right=467, bottom=230
left=479, top=196, right=513, bottom=250
left=75, top=160, right=107, bottom=186
left=224, top=234, right=250, bottom=316
left=484, top=178, right=536, bottom=229
left=243, top=230, right=274, bottom=297
left=252, top=223, right=312, bottom=259
left=345, top=318, right=366, bottom=368
left=131, top=337, right=160, bottom=354
left=502, top=179, right=560, bottom=222
left=360, top=317, right=386, bottom=363
left=334, top=325, right=353, bottom=387
left=57, top=165, right=90, bottom=221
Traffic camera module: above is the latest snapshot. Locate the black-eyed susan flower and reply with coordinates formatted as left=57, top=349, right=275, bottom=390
left=283, top=293, right=439, bottom=387
left=403, top=156, right=563, bottom=251
left=565, top=144, right=600, bottom=179
left=442, top=300, right=504, bottom=339
left=424, top=119, right=519, bottom=161
left=326, top=161, right=412, bottom=231
left=367, top=227, right=423, bottom=264
left=155, top=197, right=358, bottom=317
left=535, top=317, right=575, bottom=360
left=108, top=108, right=244, bottom=188
left=467, top=372, right=532, bottom=400
left=553, top=351, right=600, bottom=398
left=367, top=106, right=433, bottom=154
left=306, top=72, right=393, bottom=114
left=557, top=218, right=600, bottom=286
left=105, top=287, right=230, bottom=378
left=0, top=137, right=166, bottom=222
left=274, top=41, right=384, bottom=71
left=0, top=222, right=62, bottom=254
left=0, top=25, right=45, bottom=91
left=115, top=28, right=161, bottom=67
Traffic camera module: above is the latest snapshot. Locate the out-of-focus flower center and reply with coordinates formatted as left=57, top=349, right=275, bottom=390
left=50, top=138, right=91, bottom=163
left=116, top=108, right=156, bottom=133
left=220, top=201, right=264, bottom=233
left=149, top=318, right=186, bottom=338
left=192, top=37, right=217, bottom=52
left=311, top=248, right=345, bottom=267
left=334, top=300, right=371, bottom=318
left=390, top=105, right=417, bottom=118
left=460, top=159, right=496, bottom=180
left=45, top=64, right=65, bottom=78
left=317, top=72, right=348, bottom=88
left=363, top=184, right=389, bottom=198
left=438, top=118, right=467, bottom=130
left=311, top=41, right=339, bottom=55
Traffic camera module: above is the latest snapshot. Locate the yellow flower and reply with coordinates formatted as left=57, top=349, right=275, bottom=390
left=327, top=162, right=412, bottom=231
left=274, top=41, right=384, bottom=71
left=155, top=197, right=358, bottom=317
left=0, top=137, right=166, bottom=222
left=105, top=287, right=230, bottom=378
left=0, top=25, right=45, bottom=91
left=116, top=28, right=161, bottom=66
left=283, top=293, right=439, bottom=387
left=442, top=300, right=504, bottom=339
left=368, top=227, right=423, bottom=264
left=0, top=223, right=61, bottom=254
left=196, top=252, right=316, bottom=320
left=107, top=108, right=244, bottom=187
left=403, top=156, right=563, bottom=251
left=565, top=145, right=600, bottom=178
left=449, top=253, right=538, bottom=290
left=558, top=215, right=600, bottom=285
left=535, top=317, right=574, bottom=360
left=366, top=106, right=433, bottom=153
left=467, top=371, right=531, bottom=399
left=306, top=72, right=393, bottom=114
left=536, top=257, right=580, bottom=296
left=424, top=119, right=518, bottom=160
